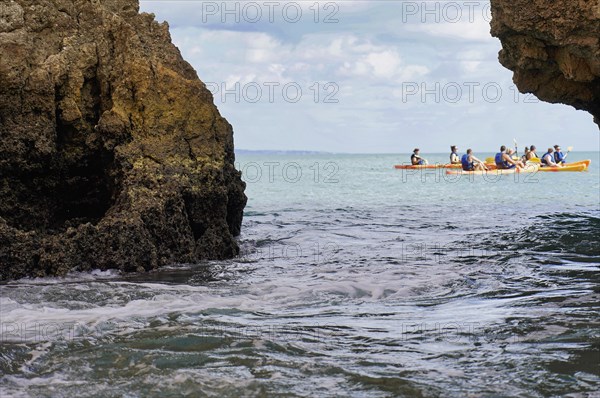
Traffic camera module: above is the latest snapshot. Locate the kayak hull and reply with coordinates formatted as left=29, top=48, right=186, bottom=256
left=446, top=164, right=539, bottom=175
left=527, top=159, right=591, bottom=167
left=397, top=160, right=590, bottom=172
left=446, top=169, right=516, bottom=176
left=484, top=159, right=591, bottom=171
left=570, top=159, right=591, bottom=168
left=538, top=164, right=587, bottom=172
left=394, top=164, right=461, bottom=169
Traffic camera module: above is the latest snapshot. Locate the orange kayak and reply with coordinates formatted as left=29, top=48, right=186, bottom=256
left=484, top=159, right=591, bottom=171
left=538, top=163, right=587, bottom=172
left=394, top=164, right=462, bottom=170
left=567, top=159, right=591, bottom=168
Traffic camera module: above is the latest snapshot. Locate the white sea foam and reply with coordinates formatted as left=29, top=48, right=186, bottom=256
left=0, top=265, right=510, bottom=345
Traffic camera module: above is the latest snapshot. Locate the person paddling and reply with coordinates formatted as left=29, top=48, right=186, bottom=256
left=507, top=149, right=526, bottom=168
left=495, top=145, right=524, bottom=169
left=521, top=147, right=530, bottom=163
left=553, top=145, right=567, bottom=164
left=411, top=148, right=428, bottom=165
left=541, top=148, right=562, bottom=167
left=450, top=145, right=460, bottom=164
left=461, top=149, right=487, bottom=171
left=527, top=145, right=538, bottom=161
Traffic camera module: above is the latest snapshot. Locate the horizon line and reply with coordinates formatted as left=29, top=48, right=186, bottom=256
left=236, top=149, right=600, bottom=155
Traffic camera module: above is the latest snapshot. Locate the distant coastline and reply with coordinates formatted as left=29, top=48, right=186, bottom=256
left=236, top=149, right=331, bottom=155
left=236, top=149, right=599, bottom=156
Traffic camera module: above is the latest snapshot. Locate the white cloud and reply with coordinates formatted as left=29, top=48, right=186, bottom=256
left=408, top=18, right=492, bottom=42
left=457, top=50, right=485, bottom=73
left=365, top=50, right=402, bottom=78
left=243, top=33, right=283, bottom=63
left=342, top=45, right=427, bottom=82
left=172, top=28, right=430, bottom=87
left=140, top=1, right=598, bottom=153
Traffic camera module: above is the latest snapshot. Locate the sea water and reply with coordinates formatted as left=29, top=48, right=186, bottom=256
left=1, top=152, right=599, bottom=397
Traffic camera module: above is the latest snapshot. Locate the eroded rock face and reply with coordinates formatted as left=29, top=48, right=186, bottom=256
left=490, top=0, right=600, bottom=127
left=0, top=0, right=247, bottom=280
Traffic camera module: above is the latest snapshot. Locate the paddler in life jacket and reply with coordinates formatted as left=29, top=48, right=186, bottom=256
left=526, top=145, right=538, bottom=161
left=541, top=148, right=562, bottom=167
left=449, top=146, right=460, bottom=164
left=553, top=145, right=567, bottom=164
left=411, top=148, right=428, bottom=165
left=461, top=149, right=487, bottom=171
left=495, top=146, right=525, bottom=169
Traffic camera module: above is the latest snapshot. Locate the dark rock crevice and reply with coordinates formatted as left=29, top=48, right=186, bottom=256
left=52, top=74, right=116, bottom=230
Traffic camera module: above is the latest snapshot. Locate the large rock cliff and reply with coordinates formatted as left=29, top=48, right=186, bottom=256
left=490, top=0, right=600, bottom=127
left=0, top=0, right=247, bottom=280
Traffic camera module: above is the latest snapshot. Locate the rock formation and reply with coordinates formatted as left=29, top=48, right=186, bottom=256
left=490, top=0, right=600, bottom=127
left=0, top=0, right=247, bottom=280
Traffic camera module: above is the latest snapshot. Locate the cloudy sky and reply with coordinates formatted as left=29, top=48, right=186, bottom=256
left=140, top=1, right=599, bottom=153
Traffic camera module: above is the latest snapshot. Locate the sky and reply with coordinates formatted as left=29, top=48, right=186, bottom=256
left=139, top=0, right=599, bottom=153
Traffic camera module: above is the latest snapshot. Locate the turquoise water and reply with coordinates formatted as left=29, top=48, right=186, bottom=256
left=238, top=152, right=600, bottom=210
left=1, top=152, right=599, bottom=397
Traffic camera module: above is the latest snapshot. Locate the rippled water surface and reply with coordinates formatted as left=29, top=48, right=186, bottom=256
left=1, top=152, right=599, bottom=397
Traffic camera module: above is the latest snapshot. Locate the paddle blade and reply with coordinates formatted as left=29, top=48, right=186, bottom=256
left=567, top=146, right=573, bottom=152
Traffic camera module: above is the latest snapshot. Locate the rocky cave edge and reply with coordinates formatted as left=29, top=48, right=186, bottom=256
left=490, top=0, right=600, bottom=127
left=0, top=0, right=247, bottom=280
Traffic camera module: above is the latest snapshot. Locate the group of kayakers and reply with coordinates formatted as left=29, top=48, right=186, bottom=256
left=410, top=145, right=569, bottom=171
left=495, top=144, right=569, bottom=169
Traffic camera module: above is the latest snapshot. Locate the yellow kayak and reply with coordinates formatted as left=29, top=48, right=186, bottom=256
left=528, top=158, right=590, bottom=167
left=567, top=159, right=591, bottom=168
left=446, top=164, right=539, bottom=175
left=485, top=156, right=518, bottom=163
left=484, top=159, right=591, bottom=170
left=485, top=157, right=542, bottom=164
left=538, top=163, right=587, bottom=172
